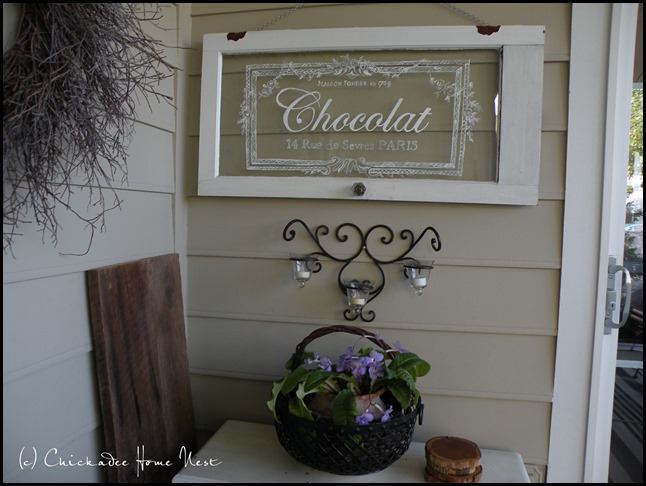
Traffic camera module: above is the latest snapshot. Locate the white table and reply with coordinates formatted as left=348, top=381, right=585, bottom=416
left=173, top=420, right=530, bottom=483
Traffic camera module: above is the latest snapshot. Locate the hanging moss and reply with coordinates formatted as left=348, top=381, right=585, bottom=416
left=3, top=3, right=174, bottom=255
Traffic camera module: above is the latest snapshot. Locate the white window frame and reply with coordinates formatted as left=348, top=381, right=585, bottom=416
left=198, top=26, right=545, bottom=205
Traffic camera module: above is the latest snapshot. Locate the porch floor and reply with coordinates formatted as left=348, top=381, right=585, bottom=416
left=609, top=344, right=643, bottom=484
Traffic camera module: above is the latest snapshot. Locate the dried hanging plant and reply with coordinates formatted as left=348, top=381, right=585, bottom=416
left=3, top=3, right=174, bottom=255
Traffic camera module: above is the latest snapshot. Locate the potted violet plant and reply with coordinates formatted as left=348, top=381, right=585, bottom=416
left=267, top=325, right=430, bottom=426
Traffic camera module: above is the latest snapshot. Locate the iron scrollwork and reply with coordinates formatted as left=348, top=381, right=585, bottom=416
left=282, top=219, right=441, bottom=322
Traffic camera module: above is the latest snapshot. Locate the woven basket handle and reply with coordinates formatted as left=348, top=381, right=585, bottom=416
left=290, top=325, right=396, bottom=371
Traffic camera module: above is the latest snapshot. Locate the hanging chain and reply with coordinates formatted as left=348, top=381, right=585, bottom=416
left=253, top=4, right=492, bottom=32
left=256, top=3, right=305, bottom=31
left=439, top=3, right=492, bottom=26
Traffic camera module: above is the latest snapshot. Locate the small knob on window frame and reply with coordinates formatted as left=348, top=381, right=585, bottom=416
left=352, top=183, right=366, bottom=197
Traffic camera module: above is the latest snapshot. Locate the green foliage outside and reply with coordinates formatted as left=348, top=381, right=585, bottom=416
left=625, top=88, right=643, bottom=265
left=628, top=88, right=643, bottom=181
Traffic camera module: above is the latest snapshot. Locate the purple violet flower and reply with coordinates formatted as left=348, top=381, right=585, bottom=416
left=381, top=405, right=394, bottom=423
left=356, top=411, right=374, bottom=425
left=365, top=351, right=383, bottom=380
left=304, top=352, right=319, bottom=365
left=394, top=340, right=410, bottom=353
left=368, top=363, right=384, bottom=380
left=336, top=347, right=355, bottom=372
left=303, top=352, right=320, bottom=370
left=351, top=357, right=369, bottom=380
left=319, top=356, right=332, bottom=371
left=368, top=350, right=385, bottom=379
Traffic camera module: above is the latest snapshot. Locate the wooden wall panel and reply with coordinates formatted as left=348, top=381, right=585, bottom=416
left=188, top=317, right=554, bottom=399
left=189, top=3, right=570, bottom=61
left=187, top=199, right=563, bottom=268
left=539, top=131, right=567, bottom=199
left=98, top=122, right=176, bottom=193
left=421, top=394, right=551, bottom=465
left=3, top=273, right=91, bottom=376
left=135, top=74, right=176, bottom=133
left=134, top=4, right=177, bottom=132
left=2, top=4, right=183, bottom=483
left=3, top=191, right=175, bottom=283
left=542, top=62, right=570, bottom=130
left=2, top=352, right=101, bottom=479
left=188, top=257, right=558, bottom=333
left=190, top=374, right=550, bottom=465
left=191, top=375, right=276, bottom=430
left=3, top=428, right=107, bottom=483
left=185, top=2, right=571, bottom=471
left=87, top=254, right=195, bottom=483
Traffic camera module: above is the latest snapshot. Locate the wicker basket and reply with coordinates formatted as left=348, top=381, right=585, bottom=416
left=274, top=325, right=424, bottom=475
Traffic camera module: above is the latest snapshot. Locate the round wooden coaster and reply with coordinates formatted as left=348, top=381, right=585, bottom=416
left=425, top=436, right=482, bottom=476
left=425, top=465, right=483, bottom=483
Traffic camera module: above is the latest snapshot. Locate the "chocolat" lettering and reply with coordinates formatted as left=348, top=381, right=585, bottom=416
left=275, top=88, right=432, bottom=134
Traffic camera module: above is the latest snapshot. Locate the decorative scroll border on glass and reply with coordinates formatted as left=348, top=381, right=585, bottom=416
left=239, top=57, right=479, bottom=177
left=198, top=26, right=545, bottom=205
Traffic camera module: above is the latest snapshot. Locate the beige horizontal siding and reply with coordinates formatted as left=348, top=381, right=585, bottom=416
left=423, top=394, right=550, bottom=465
left=61, top=121, right=176, bottom=194
left=186, top=2, right=570, bottom=471
left=188, top=318, right=554, bottom=398
left=3, top=427, right=107, bottom=483
left=188, top=256, right=558, bottom=333
left=187, top=198, right=563, bottom=268
left=542, top=62, right=570, bottom=131
left=539, top=131, right=567, bottom=199
left=114, top=122, right=176, bottom=192
left=3, top=4, right=183, bottom=483
left=3, top=273, right=92, bottom=376
left=2, top=352, right=102, bottom=479
left=189, top=3, right=570, bottom=62
left=190, top=374, right=550, bottom=465
left=3, top=190, right=176, bottom=283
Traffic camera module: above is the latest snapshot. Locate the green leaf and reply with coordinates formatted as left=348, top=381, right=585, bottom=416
left=303, top=370, right=335, bottom=392
left=266, top=379, right=285, bottom=423
left=288, top=383, right=314, bottom=421
left=332, top=389, right=358, bottom=425
left=386, top=379, right=414, bottom=410
left=390, top=353, right=430, bottom=380
left=280, top=366, right=313, bottom=395
left=394, top=367, right=416, bottom=390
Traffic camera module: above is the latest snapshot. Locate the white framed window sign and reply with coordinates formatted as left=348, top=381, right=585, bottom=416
left=198, top=26, right=545, bottom=205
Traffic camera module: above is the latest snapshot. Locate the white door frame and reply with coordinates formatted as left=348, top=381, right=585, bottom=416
left=548, top=3, right=638, bottom=482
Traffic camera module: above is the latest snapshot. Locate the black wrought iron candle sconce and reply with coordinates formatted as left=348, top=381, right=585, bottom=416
left=283, top=219, right=442, bottom=322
